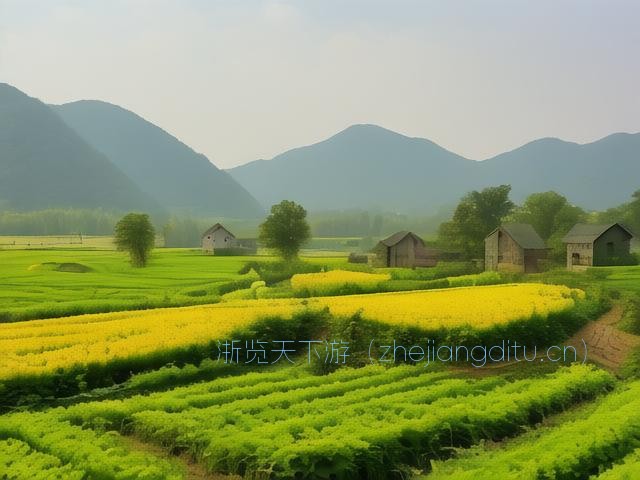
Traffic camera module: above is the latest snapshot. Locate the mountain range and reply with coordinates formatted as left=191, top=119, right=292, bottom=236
left=1, top=82, right=638, bottom=218
left=0, top=83, right=159, bottom=212
left=0, top=83, right=263, bottom=217
left=53, top=101, right=263, bottom=217
left=228, top=124, right=640, bottom=214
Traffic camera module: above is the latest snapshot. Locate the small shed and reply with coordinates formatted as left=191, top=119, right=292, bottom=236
left=562, top=223, right=634, bottom=270
left=372, top=231, right=438, bottom=268
left=201, top=223, right=236, bottom=253
left=485, top=223, right=547, bottom=273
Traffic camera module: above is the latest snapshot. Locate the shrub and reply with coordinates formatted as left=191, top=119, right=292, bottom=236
left=620, top=297, right=640, bottom=335
left=384, top=262, right=479, bottom=281
left=239, top=260, right=324, bottom=285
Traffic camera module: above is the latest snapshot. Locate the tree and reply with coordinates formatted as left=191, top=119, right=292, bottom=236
left=510, top=191, right=585, bottom=240
left=438, top=185, right=514, bottom=258
left=114, top=213, right=155, bottom=267
left=510, top=191, right=586, bottom=263
left=259, top=200, right=311, bottom=260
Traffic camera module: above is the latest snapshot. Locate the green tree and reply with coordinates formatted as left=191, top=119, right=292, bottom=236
left=511, top=191, right=585, bottom=240
left=510, top=191, right=586, bottom=263
left=259, top=200, right=311, bottom=260
left=114, top=213, right=155, bottom=267
left=439, top=185, right=514, bottom=258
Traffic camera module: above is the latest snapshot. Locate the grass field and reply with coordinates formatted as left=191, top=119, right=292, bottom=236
left=0, top=248, right=348, bottom=322
left=1, top=242, right=640, bottom=479
left=0, top=235, right=117, bottom=249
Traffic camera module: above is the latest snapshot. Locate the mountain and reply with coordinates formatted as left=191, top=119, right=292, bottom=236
left=0, top=83, right=159, bottom=212
left=228, top=125, right=640, bottom=213
left=228, top=124, right=476, bottom=213
left=479, top=133, right=640, bottom=210
left=54, top=101, right=263, bottom=218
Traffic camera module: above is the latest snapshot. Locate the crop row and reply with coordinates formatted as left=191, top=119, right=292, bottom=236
left=55, top=364, right=612, bottom=479
left=426, top=380, right=640, bottom=480
left=0, top=412, right=184, bottom=479
left=0, top=283, right=595, bottom=406
left=63, top=364, right=430, bottom=427
left=595, top=448, right=640, bottom=479
left=0, top=438, right=84, bottom=480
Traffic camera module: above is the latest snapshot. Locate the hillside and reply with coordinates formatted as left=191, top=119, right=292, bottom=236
left=228, top=124, right=476, bottom=212
left=480, top=133, right=640, bottom=210
left=0, top=84, right=159, bottom=212
left=228, top=125, right=640, bottom=212
left=54, top=101, right=264, bottom=218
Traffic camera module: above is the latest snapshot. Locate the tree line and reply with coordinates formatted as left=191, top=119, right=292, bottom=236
left=438, top=186, right=640, bottom=261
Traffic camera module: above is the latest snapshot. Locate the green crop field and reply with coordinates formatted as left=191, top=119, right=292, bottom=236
left=0, top=248, right=348, bottom=322
left=1, top=242, right=640, bottom=479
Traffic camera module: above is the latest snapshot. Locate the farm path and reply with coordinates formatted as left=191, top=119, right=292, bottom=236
left=121, top=434, right=241, bottom=480
left=565, top=304, right=639, bottom=373
left=455, top=304, right=638, bottom=375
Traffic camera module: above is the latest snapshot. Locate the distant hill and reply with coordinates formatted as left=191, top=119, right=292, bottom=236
left=479, top=133, right=640, bottom=210
left=228, top=124, right=476, bottom=213
left=54, top=101, right=264, bottom=218
left=0, top=83, right=159, bottom=212
left=228, top=125, right=640, bottom=213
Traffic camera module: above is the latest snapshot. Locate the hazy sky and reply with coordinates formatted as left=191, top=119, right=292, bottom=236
left=1, top=0, right=639, bottom=168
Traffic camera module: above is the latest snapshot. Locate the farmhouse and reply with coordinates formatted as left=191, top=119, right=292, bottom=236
left=563, top=223, right=634, bottom=270
left=485, top=223, right=547, bottom=273
left=372, top=231, right=438, bottom=268
left=201, top=223, right=236, bottom=253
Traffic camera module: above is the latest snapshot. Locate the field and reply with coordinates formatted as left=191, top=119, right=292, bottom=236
left=0, top=248, right=348, bottom=322
left=0, top=234, right=116, bottom=249
left=1, top=244, right=640, bottom=479
left=0, top=364, right=615, bottom=479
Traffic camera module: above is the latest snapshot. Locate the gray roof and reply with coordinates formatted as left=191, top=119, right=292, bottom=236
left=201, top=223, right=235, bottom=238
left=379, top=231, right=424, bottom=247
left=562, top=223, right=633, bottom=243
left=490, top=223, right=547, bottom=249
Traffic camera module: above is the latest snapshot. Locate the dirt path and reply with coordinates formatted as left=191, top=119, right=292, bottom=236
left=565, top=304, right=640, bottom=373
left=455, top=304, right=639, bottom=376
left=121, top=434, right=241, bottom=480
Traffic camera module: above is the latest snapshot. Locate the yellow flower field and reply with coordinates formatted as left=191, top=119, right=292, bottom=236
left=310, top=283, right=582, bottom=329
left=0, top=283, right=583, bottom=381
left=0, top=301, right=300, bottom=380
left=291, top=269, right=391, bottom=295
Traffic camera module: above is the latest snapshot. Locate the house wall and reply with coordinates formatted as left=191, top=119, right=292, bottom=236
left=485, top=229, right=525, bottom=272
left=373, top=234, right=434, bottom=268
left=201, top=228, right=236, bottom=253
left=566, top=243, right=593, bottom=269
left=523, top=249, right=547, bottom=273
left=389, top=236, right=416, bottom=267
left=371, top=243, right=388, bottom=267
left=593, top=227, right=632, bottom=266
left=485, top=230, right=499, bottom=271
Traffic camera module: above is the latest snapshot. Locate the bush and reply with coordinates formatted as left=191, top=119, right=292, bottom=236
left=384, top=262, right=479, bottom=281
left=620, top=297, right=640, bottom=335
left=622, top=346, right=640, bottom=379
left=239, top=260, right=325, bottom=285
left=217, top=278, right=257, bottom=295
left=448, top=271, right=503, bottom=288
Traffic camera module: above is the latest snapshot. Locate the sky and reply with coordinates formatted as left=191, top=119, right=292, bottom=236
left=0, top=0, right=639, bottom=168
